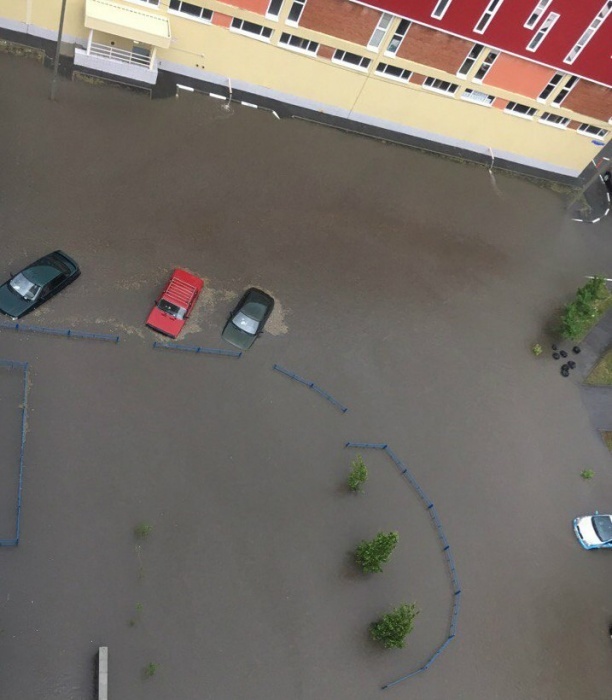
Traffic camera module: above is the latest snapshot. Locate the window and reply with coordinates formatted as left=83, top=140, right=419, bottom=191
left=432, top=0, right=453, bottom=19
left=266, top=0, right=283, bottom=18
left=287, top=0, right=306, bottom=24
left=539, top=112, right=570, bottom=128
left=230, top=18, right=273, bottom=40
left=375, top=62, right=411, bottom=82
left=524, top=0, right=552, bottom=29
left=332, top=50, right=371, bottom=70
left=475, top=0, right=504, bottom=33
left=577, top=123, right=609, bottom=138
left=461, top=89, right=494, bottom=106
left=423, top=77, right=459, bottom=95
left=526, top=12, right=559, bottom=51
left=368, top=13, right=393, bottom=50
left=279, top=32, right=318, bottom=54
left=551, top=75, right=578, bottom=106
left=457, top=44, right=483, bottom=77
left=473, top=50, right=498, bottom=82
left=537, top=72, right=563, bottom=102
left=385, top=19, right=410, bottom=56
left=565, top=1, right=612, bottom=64
left=505, top=101, right=537, bottom=118
left=168, top=0, right=212, bottom=22
left=127, top=0, right=158, bottom=5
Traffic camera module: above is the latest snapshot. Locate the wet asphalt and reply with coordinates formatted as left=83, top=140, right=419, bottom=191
left=2, top=54, right=612, bottom=700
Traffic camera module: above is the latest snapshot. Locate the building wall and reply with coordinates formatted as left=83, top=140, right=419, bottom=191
left=1, top=0, right=610, bottom=178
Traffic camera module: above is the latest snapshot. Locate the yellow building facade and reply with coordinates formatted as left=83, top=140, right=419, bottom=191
left=1, top=0, right=610, bottom=180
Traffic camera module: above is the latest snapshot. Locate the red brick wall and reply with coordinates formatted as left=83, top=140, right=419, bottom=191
left=317, top=45, right=335, bottom=60
left=561, top=81, right=611, bottom=122
left=221, top=0, right=268, bottom=13
left=493, top=98, right=509, bottom=110
left=409, top=72, right=426, bottom=85
left=212, top=13, right=232, bottom=27
left=300, top=0, right=380, bottom=45
left=396, top=24, right=472, bottom=73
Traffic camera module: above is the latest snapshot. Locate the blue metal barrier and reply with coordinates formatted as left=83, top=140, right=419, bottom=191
left=345, top=442, right=461, bottom=689
left=153, top=341, right=242, bottom=358
left=273, top=364, right=348, bottom=413
left=0, top=320, right=119, bottom=343
left=0, top=360, right=29, bottom=547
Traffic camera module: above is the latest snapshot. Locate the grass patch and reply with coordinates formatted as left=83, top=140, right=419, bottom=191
left=587, top=350, right=612, bottom=385
left=0, top=41, right=45, bottom=62
left=601, top=432, right=612, bottom=453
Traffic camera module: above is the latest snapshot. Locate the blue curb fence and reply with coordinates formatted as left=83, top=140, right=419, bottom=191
left=152, top=342, right=242, bottom=358
left=345, top=442, right=461, bottom=689
left=0, top=360, right=29, bottom=547
left=273, top=364, right=348, bottom=413
left=0, top=320, right=120, bottom=343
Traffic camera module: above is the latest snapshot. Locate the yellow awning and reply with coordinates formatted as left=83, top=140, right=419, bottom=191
left=85, top=0, right=171, bottom=49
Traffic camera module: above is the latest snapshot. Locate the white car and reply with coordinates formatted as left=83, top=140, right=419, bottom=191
left=573, top=513, right=612, bottom=549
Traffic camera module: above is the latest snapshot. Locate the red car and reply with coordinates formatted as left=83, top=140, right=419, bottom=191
left=146, top=269, right=204, bottom=338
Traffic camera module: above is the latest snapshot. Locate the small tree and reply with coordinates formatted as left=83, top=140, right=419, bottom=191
left=370, top=603, right=419, bottom=649
left=134, top=523, right=153, bottom=539
left=347, top=455, right=368, bottom=492
left=355, top=531, right=398, bottom=573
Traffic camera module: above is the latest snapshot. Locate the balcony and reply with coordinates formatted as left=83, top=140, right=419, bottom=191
left=74, top=42, right=158, bottom=84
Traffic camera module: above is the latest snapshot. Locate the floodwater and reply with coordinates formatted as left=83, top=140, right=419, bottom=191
left=1, top=54, right=612, bottom=699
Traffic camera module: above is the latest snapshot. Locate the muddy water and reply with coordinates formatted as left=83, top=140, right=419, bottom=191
left=1, top=54, right=612, bottom=699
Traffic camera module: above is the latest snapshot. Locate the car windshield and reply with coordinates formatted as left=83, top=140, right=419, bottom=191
left=158, top=300, right=186, bottom=320
left=593, top=516, right=612, bottom=542
left=232, top=311, right=258, bottom=335
left=9, top=273, right=41, bottom=301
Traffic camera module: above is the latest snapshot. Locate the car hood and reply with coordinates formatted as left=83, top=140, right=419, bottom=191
left=0, top=283, right=32, bottom=319
left=222, top=320, right=255, bottom=350
left=146, top=307, right=184, bottom=339
left=574, top=516, right=602, bottom=547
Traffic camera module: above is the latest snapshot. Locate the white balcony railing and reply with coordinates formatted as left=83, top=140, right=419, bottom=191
left=89, top=42, right=151, bottom=67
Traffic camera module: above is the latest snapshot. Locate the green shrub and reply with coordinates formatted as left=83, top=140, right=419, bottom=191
left=134, top=523, right=153, bottom=539
left=355, top=531, right=399, bottom=573
left=580, top=469, right=595, bottom=480
left=560, top=277, right=610, bottom=341
left=144, top=662, right=158, bottom=678
left=531, top=343, right=543, bottom=356
left=347, top=455, right=368, bottom=492
left=370, top=603, right=419, bottom=649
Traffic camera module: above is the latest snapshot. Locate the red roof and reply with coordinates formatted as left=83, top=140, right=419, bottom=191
left=352, top=0, right=612, bottom=87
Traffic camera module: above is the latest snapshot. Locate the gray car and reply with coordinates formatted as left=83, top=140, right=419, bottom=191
left=0, top=250, right=80, bottom=320
left=222, top=287, right=274, bottom=350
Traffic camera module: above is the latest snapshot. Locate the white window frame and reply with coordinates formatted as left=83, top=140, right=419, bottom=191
left=286, top=0, right=307, bottom=26
left=432, top=0, right=453, bottom=20
left=461, top=89, right=494, bottom=106
left=457, top=43, right=483, bottom=78
left=504, top=101, right=537, bottom=119
left=375, top=62, right=412, bottom=83
left=125, top=0, right=159, bottom=6
left=526, top=12, right=559, bottom=51
left=367, top=13, right=393, bottom=51
left=474, top=0, right=504, bottom=34
left=384, top=19, right=410, bottom=56
left=332, top=50, right=371, bottom=72
left=537, top=72, right=563, bottom=102
left=230, top=18, right=273, bottom=42
left=278, top=32, right=318, bottom=55
left=472, top=50, right=498, bottom=83
left=423, top=77, right=459, bottom=96
left=524, top=0, right=552, bottom=29
left=577, top=124, right=609, bottom=138
left=551, top=75, right=578, bottom=106
left=266, top=0, right=284, bottom=19
left=539, top=112, right=570, bottom=128
left=168, top=0, right=212, bottom=23
left=564, top=1, right=612, bottom=64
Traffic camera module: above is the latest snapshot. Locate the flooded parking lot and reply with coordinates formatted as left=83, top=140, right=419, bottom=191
left=1, top=54, right=612, bottom=699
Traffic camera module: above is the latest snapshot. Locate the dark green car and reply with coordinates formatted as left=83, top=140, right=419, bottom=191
left=0, top=250, right=80, bottom=320
left=222, top=287, right=274, bottom=350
